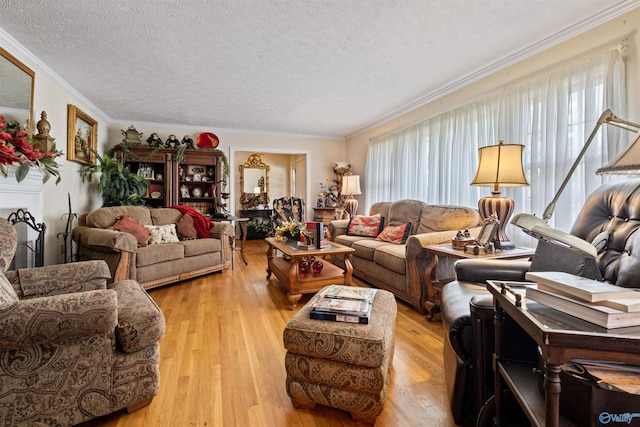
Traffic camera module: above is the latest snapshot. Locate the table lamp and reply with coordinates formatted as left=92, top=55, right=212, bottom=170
left=341, top=174, right=362, bottom=217
left=471, top=140, right=528, bottom=250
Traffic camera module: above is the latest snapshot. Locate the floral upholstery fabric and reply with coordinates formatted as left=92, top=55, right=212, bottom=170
left=14, top=260, right=111, bottom=298
left=283, top=287, right=396, bottom=421
left=283, top=289, right=397, bottom=367
left=111, top=279, right=166, bottom=353
left=0, top=239, right=166, bottom=427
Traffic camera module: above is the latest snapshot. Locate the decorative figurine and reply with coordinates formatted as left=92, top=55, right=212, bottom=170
left=122, top=125, right=143, bottom=144
left=146, top=133, right=163, bottom=147
left=181, top=135, right=195, bottom=149
left=165, top=134, right=179, bottom=148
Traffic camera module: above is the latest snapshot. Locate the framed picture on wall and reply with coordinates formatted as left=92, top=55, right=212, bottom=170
left=67, top=104, right=97, bottom=166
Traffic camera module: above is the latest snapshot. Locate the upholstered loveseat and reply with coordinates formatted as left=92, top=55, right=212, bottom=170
left=73, top=206, right=234, bottom=290
left=328, top=200, right=481, bottom=311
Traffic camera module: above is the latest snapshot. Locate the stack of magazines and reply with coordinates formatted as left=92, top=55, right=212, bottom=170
left=309, top=285, right=377, bottom=324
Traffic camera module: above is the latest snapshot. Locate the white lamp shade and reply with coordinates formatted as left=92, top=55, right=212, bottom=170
left=471, top=142, right=529, bottom=191
left=597, top=130, right=640, bottom=175
left=341, top=174, right=361, bottom=196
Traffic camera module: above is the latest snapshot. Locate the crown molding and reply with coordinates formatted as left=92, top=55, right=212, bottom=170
left=347, top=1, right=640, bottom=140
left=0, top=28, right=111, bottom=124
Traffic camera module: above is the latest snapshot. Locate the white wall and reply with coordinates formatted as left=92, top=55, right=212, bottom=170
left=345, top=8, right=640, bottom=214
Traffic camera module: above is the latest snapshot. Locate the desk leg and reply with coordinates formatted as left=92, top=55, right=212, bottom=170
left=544, top=363, right=561, bottom=427
left=266, top=244, right=273, bottom=279
left=423, top=254, right=439, bottom=321
left=238, top=221, right=248, bottom=265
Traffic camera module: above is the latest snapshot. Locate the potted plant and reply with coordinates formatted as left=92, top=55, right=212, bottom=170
left=82, top=152, right=149, bottom=206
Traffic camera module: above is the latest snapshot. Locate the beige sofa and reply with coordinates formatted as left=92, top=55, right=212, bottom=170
left=73, top=206, right=234, bottom=290
left=328, top=200, right=480, bottom=311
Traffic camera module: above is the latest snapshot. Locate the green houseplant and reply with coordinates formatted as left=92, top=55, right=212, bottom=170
left=82, top=152, right=149, bottom=206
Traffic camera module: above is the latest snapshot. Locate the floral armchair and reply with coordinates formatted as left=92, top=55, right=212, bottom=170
left=271, top=196, right=305, bottom=236
left=0, top=218, right=166, bottom=426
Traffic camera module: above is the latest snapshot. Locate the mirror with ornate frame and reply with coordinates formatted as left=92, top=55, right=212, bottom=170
left=238, top=153, right=270, bottom=209
left=0, top=45, right=35, bottom=134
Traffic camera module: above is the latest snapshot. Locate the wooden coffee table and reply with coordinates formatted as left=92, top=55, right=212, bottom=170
left=422, top=243, right=535, bottom=320
left=265, top=237, right=355, bottom=309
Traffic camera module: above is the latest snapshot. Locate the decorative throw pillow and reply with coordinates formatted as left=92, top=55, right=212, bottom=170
left=376, top=222, right=412, bottom=244
left=112, top=215, right=150, bottom=247
left=347, top=214, right=385, bottom=237
left=145, top=224, right=180, bottom=245
left=175, top=214, right=198, bottom=240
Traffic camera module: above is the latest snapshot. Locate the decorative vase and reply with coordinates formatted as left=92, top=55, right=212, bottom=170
left=312, top=260, right=323, bottom=275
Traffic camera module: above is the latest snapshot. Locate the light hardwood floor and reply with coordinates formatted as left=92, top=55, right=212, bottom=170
left=82, top=239, right=458, bottom=427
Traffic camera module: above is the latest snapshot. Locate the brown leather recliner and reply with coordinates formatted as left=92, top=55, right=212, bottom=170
left=441, top=177, right=640, bottom=425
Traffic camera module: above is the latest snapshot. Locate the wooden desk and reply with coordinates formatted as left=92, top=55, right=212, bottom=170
left=422, top=243, right=534, bottom=320
left=487, top=281, right=640, bottom=427
left=216, top=216, right=249, bottom=269
left=265, top=237, right=355, bottom=309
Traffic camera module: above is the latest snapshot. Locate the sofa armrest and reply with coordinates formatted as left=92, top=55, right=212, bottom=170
left=405, top=226, right=482, bottom=260
left=0, top=290, right=118, bottom=350
left=110, top=280, right=166, bottom=353
left=454, top=258, right=531, bottom=283
left=13, top=260, right=111, bottom=299
left=328, top=219, right=350, bottom=241
left=73, top=225, right=138, bottom=253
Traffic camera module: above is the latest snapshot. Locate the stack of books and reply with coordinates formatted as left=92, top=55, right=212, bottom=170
left=309, top=285, right=377, bottom=324
left=524, top=271, right=640, bottom=329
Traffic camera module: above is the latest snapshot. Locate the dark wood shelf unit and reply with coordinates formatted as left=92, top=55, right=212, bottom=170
left=113, top=145, right=223, bottom=215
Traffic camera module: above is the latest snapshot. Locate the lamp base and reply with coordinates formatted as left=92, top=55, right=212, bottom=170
left=478, top=196, right=515, bottom=249
left=345, top=198, right=359, bottom=217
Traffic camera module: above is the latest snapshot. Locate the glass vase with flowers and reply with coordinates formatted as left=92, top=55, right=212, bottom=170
left=275, top=220, right=306, bottom=242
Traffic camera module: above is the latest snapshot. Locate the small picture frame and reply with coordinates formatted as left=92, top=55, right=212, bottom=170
left=67, top=104, right=98, bottom=166
left=477, top=215, right=499, bottom=246
left=193, top=173, right=202, bottom=182
left=137, top=164, right=154, bottom=180
left=334, top=208, right=345, bottom=220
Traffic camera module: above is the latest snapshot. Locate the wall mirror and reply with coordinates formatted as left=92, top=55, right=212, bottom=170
left=239, top=153, right=270, bottom=209
left=0, top=45, right=35, bottom=133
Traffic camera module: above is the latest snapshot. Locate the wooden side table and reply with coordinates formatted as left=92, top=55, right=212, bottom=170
left=313, top=208, right=341, bottom=227
left=216, top=216, right=249, bottom=269
left=488, top=281, right=640, bottom=426
left=422, top=243, right=534, bottom=320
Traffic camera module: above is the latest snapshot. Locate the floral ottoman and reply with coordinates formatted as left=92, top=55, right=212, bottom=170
left=282, top=287, right=397, bottom=424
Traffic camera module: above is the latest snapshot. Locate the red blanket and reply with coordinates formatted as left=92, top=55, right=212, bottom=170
left=169, top=205, right=212, bottom=238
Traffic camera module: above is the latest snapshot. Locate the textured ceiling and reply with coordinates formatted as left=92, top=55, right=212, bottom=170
left=0, top=0, right=636, bottom=138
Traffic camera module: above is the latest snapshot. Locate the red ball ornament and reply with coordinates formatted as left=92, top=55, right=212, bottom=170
left=312, top=260, right=323, bottom=275
left=299, top=261, right=310, bottom=274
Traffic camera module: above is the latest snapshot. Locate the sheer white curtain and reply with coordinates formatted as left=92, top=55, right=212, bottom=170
left=366, top=46, right=627, bottom=246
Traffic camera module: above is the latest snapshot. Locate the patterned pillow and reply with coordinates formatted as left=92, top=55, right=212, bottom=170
left=347, top=214, right=385, bottom=237
left=175, top=214, right=198, bottom=240
left=111, top=215, right=150, bottom=247
left=375, top=222, right=412, bottom=244
left=145, top=224, right=180, bottom=245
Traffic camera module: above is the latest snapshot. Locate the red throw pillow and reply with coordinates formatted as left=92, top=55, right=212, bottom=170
left=175, top=213, right=198, bottom=240
left=111, top=215, right=150, bottom=247
left=347, top=214, right=385, bottom=237
left=375, top=222, right=412, bottom=244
